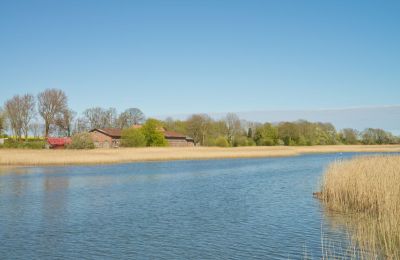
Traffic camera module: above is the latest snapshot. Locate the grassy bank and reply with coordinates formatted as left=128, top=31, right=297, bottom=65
left=0, top=145, right=400, bottom=166
left=320, top=155, right=400, bottom=259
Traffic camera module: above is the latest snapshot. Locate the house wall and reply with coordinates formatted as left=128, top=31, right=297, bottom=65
left=90, top=131, right=114, bottom=148
left=167, top=138, right=195, bottom=147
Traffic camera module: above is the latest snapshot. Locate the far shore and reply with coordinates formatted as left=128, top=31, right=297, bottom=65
left=1, top=145, right=400, bottom=167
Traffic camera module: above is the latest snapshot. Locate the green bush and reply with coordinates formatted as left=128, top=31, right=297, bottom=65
left=67, top=133, right=95, bottom=149
left=233, top=136, right=248, bottom=147
left=215, top=136, right=229, bottom=147
left=257, top=137, right=275, bottom=146
left=2, top=139, right=45, bottom=149
left=120, top=128, right=146, bottom=147
left=142, top=119, right=168, bottom=147
left=247, top=138, right=256, bottom=146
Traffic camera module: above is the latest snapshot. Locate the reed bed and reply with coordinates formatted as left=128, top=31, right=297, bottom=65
left=0, top=145, right=400, bottom=166
left=320, top=155, right=400, bottom=259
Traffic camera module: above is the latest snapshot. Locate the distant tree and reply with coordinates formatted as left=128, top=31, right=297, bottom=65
left=0, top=107, right=5, bottom=136
left=120, top=128, right=146, bottom=147
left=73, top=117, right=89, bottom=134
left=315, top=122, right=338, bottom=145
left=30, top=121, right=43, bottom=139
left=225, top=113, right=242, bottom=145
left=141, top=118, right=167, bottom=146
left=361, top=128, right=394, bottom=145
left=118, top=108, right=145, bottom=128
left=186, top=114, right=212, bottom=145
left=254, top=123, right=279, bottom=146
left=339, top=128, right=359, bottom=144
left=54, top=109, right=76, bottom=137
left=277, top=122, right=300, bottom=145
left=247, top=127, right=253, bottom=138
left=37, top=89, right=68, bottom=137
left=83, top=107, right=117, bottom=129
left=21, top=94, right=36, bottom=139
left=4, top=94, right=36, bottom=140
left=163, top=117, right=188, bottom=134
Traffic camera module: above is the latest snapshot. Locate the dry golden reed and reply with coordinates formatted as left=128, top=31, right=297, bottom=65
left=320, top=155, right=400, bottom=259
left=1, top=145, right=400, bottom=166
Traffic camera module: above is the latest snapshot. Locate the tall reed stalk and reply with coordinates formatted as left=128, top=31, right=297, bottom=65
left=320, top=156, right=400, bottom=259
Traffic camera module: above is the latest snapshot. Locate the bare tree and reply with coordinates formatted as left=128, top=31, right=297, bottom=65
left=55, top=109, right=76, bottom=136
left=73, top=117, right=89, bottom=134
left=83, top=107, right=117, bottom=129
left=37, top=89, right=68, bottom=137
left=20, top=94, right=36, bottom=139
left=225, top=113, right=242, bottom=144
left=118, top=108, right=145, bottom=128
left=30, top=121, right=43, bottom=139
left=4, top=94, right=35, bottom=140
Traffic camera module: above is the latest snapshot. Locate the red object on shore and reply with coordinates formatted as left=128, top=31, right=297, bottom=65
left=46, top=137, right=72, bottom=149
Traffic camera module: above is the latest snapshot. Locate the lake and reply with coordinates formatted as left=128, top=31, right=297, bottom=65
left=0, top=153, right=370, bottom=259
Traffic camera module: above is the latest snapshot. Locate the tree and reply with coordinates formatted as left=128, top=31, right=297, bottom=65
left=21, top=94, right=36, bottom=139
left=30, top=121, right=43, bottom=139
left=225, top=113, right=242, bottom=145
left=163, top=117, right=188, bottom=134
left=277, top=122, right=300, bottom=145
left=186, top=114, right=212, bottom=145
left=118, top=108, right=145, bottom=128
left=4, top=94, right=35, bottom=140
left=37, top=89, right=68, bottom=137
left=83, top=107, right=117, bottom=129
left=361, top=128, right=393, bottom=145
left=0, top=107, right=5, bottom=136
left=73, top=117, right=89, bottom=134
left=254, top=123, right=278, bottom=146
left=141, top=118, right=167, bottom=146
left=120, top=128, right=146, bottom=147
left=339, top=128, right=359, bottom=144
left=54, top=109, right=76, bottom=136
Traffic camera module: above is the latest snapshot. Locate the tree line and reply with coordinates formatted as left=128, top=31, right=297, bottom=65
left=1, top=89, right=398, bottom=147
left=162, top=114, right=399, bottom=147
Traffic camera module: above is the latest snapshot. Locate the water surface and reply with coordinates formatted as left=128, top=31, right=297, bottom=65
left=0, top=153, right=372, bottom=259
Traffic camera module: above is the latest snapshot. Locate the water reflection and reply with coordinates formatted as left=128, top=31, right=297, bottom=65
left=321, top=204, right=399, bottom=259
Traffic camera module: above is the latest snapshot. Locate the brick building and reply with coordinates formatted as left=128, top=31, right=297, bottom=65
left=89, top=128, right=122, bottom=148
left=89, top=127, right=195, bottom=148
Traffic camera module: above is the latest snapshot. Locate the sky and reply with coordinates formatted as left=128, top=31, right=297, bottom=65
left=0, top=1, right=399, bottom=130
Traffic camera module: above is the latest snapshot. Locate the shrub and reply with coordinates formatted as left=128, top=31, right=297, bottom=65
left=233, top=136, right=248, bottom=147
left=67, top=132, right=95, bottom=149
left=142, top=119, right=168, bottom=147
left=257, top=137, right=275, bottom=146
left=215, top=136, right=229, bottom=147
left=2, top=139, right=45, bottom=149
left=120, top=128, right=146, bottom=147
left=247, top=138, right=256, bottom=146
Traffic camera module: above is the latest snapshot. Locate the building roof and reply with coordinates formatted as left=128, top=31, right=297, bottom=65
left=90, top=128, right=122, bottom=138
left=47, top=137, right=72, bottom=146
left=90, top=127, right=193, bottom=140
left=163, top=131, right=187, bottom=139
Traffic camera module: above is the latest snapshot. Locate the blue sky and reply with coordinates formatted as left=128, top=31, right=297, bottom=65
left=1, top=1, right=399, bottom=122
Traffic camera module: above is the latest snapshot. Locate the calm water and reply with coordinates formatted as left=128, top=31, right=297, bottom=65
left=0, top=153, right=373, bottom=259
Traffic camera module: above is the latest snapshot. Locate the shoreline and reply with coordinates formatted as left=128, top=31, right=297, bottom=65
left=1, top=145, right=400, bottom=167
